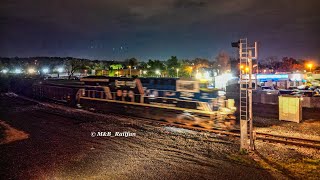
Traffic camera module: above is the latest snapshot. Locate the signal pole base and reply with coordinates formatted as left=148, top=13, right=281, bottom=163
left=240, top=119, right=249, bottom=151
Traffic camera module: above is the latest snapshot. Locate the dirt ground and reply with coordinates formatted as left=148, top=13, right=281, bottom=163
left=0, top=94, right=319, bottom=179
left=251, top=102, right=320, bottom=140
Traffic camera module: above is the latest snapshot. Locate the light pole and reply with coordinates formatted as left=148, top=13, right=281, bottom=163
left=57, top=67, right=63, bottom=78
left=128, top=66, right=131, bottom=77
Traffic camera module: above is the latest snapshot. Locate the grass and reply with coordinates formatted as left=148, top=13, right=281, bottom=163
left=226, top=152, right=261, bottom=168
left=252, top=150, right=320, bottom=179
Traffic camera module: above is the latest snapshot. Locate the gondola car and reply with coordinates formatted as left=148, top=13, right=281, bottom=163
left=79, top=76, right=236, bottom=130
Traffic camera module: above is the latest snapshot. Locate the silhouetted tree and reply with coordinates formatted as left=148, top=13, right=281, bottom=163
left=215, top=51, right=230, bottom=74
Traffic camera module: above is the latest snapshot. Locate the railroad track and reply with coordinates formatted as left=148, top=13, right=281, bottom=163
left=13, top=94, right=320, bottom=149
left=154, top=121, right=320, bottom=149
left=254, top=132, right=320, bottom=149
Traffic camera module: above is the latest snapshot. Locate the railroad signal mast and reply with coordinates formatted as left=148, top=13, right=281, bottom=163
left=232, top=38, right=258, bottom=151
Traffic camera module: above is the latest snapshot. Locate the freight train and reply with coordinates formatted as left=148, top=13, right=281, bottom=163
left=33, top=76, right=237, bottom=130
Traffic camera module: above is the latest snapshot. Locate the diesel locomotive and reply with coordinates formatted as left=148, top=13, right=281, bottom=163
left=77, top=76, right=237, bottom=130
left=32, top=76, right=237, bottom=130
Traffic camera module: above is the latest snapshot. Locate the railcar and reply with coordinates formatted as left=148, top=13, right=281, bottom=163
left=32, top=82, right=82, bottom=106
left=79, top=76, right=237, bottom=130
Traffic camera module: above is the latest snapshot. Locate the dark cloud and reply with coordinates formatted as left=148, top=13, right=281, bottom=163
left=0, top=0, right=319, bottom=61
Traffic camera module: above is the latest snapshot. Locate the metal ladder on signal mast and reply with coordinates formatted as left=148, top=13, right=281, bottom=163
left=238, top=38, right=258, bottom=150
left=239, top=38, right=249, bottom=122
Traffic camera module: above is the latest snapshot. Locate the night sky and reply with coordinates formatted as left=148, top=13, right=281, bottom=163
left=1, top=0, right=320, bottom=61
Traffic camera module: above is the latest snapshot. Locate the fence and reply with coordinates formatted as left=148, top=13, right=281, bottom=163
left=227, top=90, right=320, bottom=108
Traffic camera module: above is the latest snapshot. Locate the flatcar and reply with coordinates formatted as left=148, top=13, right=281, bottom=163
left=79, top=76, right=237, bottom=130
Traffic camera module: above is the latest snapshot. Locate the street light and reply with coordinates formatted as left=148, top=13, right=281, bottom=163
left=1, top=69, right=8, bottom=74
left=307, top=63, right=313, bottom=72
left=57, top=67, right=63, bottom=73
left=42, top=68, right=49, bottom=74
left=28, top=68, right=35, bottom=74
left=57, top=67, right=63, bottom=78
left=189, top=66, right=193, bottom=77
left=14, top=68, right=22, bottom=74
left=155, top=69, right=160, bottom=77
left=176, top=68, right=179, bottom=77
left=128, top=66, right=131, bottom=77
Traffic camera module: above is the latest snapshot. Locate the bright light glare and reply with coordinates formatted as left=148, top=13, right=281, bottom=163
left=195, top=72, right=202, bottom=79
left=28, top=68, right=35, bottom=74
left=155, top=69, right=160, bottom=75
left=1, top=69, right=8, bottom=74
left=42, top=68, right=49, bottom=74
left=214, top=73, right=235, bottom=89
left=57, top=67, right=63, bottom=73
left=290, top=74, right=302, bottom=81
left=143, top=70, right=147, bottom=75
left=14, top=69, right=22, bottom=74
left=204, top=72, right=210, bottom=79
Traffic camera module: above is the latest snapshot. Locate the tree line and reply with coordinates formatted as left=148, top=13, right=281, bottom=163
left=0, top=54, right=318, bottom=78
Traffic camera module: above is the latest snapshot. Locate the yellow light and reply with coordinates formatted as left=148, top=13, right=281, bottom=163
left=28, top=68, right=35, bottom=74
left=307, top=63, right=313, bottom=72
left=245, top=67, right=249, bottom=72
left=240, top=65, right=244, bottom=69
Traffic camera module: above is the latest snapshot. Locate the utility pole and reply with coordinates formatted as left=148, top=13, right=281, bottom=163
left=232, top=39, right=258, bottom=151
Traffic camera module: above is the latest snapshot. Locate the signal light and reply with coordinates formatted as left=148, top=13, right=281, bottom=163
left=231, top=41, right=240, bottom=48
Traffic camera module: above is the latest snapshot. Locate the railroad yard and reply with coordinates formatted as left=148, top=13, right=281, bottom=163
left=0, top=93, right=319, bottom=180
